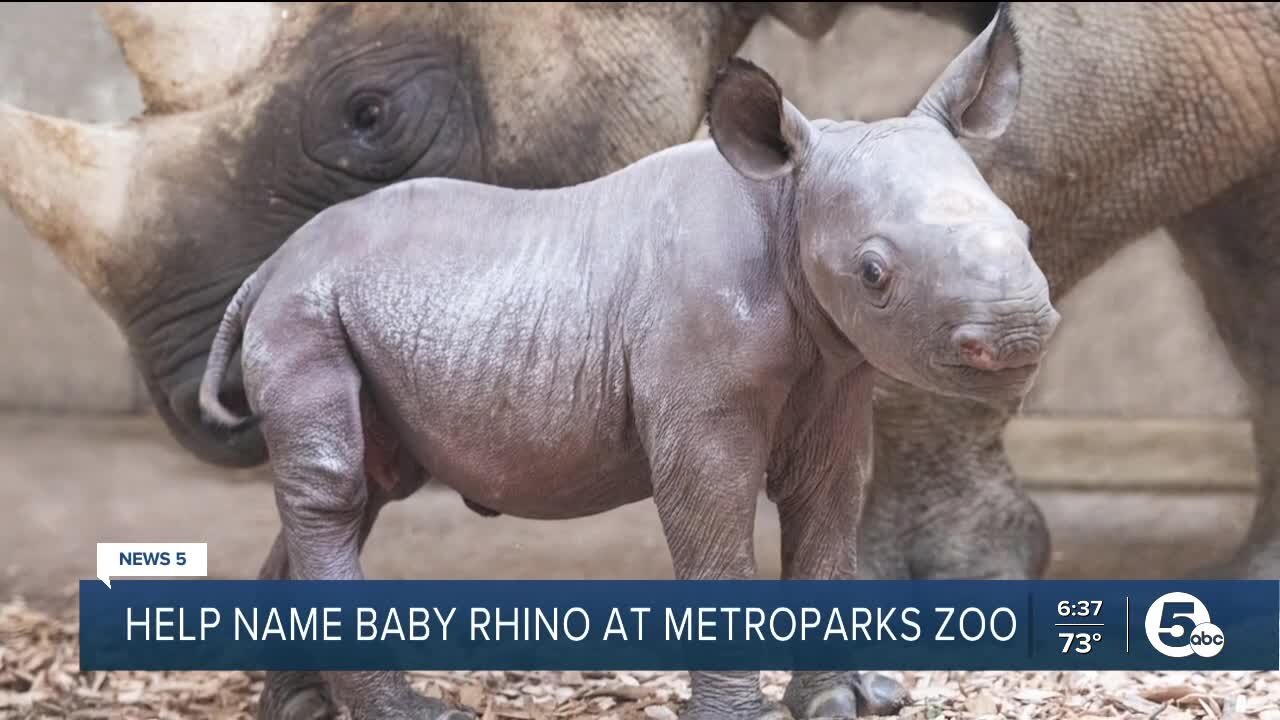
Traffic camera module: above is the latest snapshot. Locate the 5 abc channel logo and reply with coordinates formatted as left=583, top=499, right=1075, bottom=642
left=1143, top=591, right=1226, bottom=658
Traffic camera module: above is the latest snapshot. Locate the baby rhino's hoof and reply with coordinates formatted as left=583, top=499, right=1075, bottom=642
left=783, top=672, right=910, bottom=719
left=802, top=687, right=857, bottom=718
left=258, top=672, right=337, bottom=720
left=854, top=673, right=911, bottom=716
left=278, top=689, right=336, bottom=720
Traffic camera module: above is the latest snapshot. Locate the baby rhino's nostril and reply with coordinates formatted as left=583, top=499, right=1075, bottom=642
left=954, top=332, right=999, bottom=371
left=951, top=326, right=1046, bottom=372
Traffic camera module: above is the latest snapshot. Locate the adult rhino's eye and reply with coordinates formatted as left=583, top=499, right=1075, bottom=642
left=861, top=258, right=887, bottom=290
left=353, top=102, right=382, bottom=130
left=302, top=42, right=470, bottom=183
left=349, top=94, right=386, bottom=131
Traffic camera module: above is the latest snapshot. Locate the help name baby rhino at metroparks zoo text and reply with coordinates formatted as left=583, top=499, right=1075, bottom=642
left=197, top=25, right=1059, bottom=720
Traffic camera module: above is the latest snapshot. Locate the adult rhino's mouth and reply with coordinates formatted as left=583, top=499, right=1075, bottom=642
left=149, top=353, right=268, bottom=469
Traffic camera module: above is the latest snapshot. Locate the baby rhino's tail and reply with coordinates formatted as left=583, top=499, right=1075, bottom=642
left=198, top=274, right=258, bottom=431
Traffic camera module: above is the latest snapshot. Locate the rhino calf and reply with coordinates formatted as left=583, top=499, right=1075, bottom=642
left=199, top=32, right=1057, bottom=720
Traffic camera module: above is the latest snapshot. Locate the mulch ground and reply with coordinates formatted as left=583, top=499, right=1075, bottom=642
left=2, top=597, right=1277, bottom=720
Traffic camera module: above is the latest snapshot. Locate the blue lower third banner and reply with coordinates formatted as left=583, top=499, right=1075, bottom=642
left=80, top=580, right=1279, bottom=672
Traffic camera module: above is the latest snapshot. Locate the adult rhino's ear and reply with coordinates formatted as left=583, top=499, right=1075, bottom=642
left=914, top=2, right=1021, bottom=140
left=707, top=57, right=813, bottom=181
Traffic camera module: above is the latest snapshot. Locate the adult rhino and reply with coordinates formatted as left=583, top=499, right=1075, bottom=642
left=1, top=0, right=993, bottom=466
left=0, top=1, right=827, bottom=465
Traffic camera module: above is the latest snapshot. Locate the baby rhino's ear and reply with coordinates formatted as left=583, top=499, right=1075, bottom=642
left=707, top=57, right=814, bottom=181
left=914, top=4, right=1021, bottom=140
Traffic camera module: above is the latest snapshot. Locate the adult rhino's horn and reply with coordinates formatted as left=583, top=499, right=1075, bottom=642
left=99, top=2, right=285, bottom=114
left=0, top=104, right=137, bottom=300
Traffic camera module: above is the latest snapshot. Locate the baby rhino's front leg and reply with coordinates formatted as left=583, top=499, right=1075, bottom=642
left=642, top=404, right=789, bottom=720
left=774, top=367, right=910, bottom=719
left=252, top=323, right=472, bottom=720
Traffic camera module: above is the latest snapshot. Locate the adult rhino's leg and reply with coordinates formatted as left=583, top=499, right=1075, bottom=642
left=858, top=376, right=1050, bottom=581
left=250, top=318, right=468, bottom=720
left=1167, top=166, right=1280, bottom=580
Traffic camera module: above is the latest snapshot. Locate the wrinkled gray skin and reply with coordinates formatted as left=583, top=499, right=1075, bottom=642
left=857, top=1, right=1280, bottom=584
left=198, top=39, right=1057, bottom=720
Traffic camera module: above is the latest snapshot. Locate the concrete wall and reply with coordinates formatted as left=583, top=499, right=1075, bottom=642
left=0, top=4, right=1251, bottom=419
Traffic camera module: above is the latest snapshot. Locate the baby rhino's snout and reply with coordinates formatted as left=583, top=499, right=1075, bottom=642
left=941, top=224, right=1061, bottom=376
left=952, top=311, right=1060, bottom=372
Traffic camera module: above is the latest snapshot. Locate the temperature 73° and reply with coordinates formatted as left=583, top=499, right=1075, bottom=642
left=1060, top=632, right=1101, bottom=654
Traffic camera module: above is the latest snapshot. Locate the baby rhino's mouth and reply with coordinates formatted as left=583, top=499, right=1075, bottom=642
left=928, top=359, right=1045, bottom=409
left=938, top=359, right=1041, bottom=385
left=930, top=325, right=1050, bottom=403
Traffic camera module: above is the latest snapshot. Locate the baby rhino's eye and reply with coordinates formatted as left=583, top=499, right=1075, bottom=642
left=861, top=258, right=887, bottom=290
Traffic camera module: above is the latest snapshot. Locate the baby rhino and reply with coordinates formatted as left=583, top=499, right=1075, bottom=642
left=200, top=25, right=1058, bottom=720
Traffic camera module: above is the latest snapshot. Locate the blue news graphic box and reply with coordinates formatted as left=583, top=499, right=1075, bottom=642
left=80, top=579, right=1279, bottom=672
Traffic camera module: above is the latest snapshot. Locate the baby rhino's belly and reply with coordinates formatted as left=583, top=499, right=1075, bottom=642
left=419, top=424, right=653, bottom=520
left=399, top=383, right=652, bottom=519
left=341, top=267, right=650, bottom=518
left=359, top=340, right=649, bottom=519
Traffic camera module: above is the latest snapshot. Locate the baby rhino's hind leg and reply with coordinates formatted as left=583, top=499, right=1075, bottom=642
left=257, top=389, right=431, bottom=720
left=248, top=312, right=471, bottom=720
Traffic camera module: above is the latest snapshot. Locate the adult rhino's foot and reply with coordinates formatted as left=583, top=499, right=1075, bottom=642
left=783, top=671, right=910, bottom=718
left=258, top=671, right=337, bottom=720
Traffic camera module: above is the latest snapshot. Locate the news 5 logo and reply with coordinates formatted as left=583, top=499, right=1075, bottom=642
left=1144, top=592, right=1225, bottom=658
